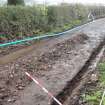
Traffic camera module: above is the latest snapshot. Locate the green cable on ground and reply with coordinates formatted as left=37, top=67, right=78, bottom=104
left=0, top=21, right=92, bottom=47
left=0, top=34, right=54, bottom=47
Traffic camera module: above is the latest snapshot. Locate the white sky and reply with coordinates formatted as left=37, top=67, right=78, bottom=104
left=37, top=0, right=105, bottom=4
left=29, top=0, right=105, bottom=4
left=1, top=0, right=105, bottom=5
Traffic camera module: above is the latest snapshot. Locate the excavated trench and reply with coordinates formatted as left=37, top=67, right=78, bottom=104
left=51, top=37, right=105, bottom=105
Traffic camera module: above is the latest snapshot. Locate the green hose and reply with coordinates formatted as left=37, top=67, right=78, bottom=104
left=0, top=21, right=92, bottom=47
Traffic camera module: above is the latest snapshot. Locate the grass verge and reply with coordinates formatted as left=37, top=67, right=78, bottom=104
left=80, top=62, right=105, bottom=105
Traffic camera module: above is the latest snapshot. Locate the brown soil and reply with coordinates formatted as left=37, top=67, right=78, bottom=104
left=0, top=44, right=28, bottom=57
left=0, top=33, right=89, bottom=105
left=0, top=40, right=39, bottom=57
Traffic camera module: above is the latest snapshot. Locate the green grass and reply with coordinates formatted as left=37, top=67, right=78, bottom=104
left=82, top=91, right=102, bottom=105
left=99, top=63, right=105, bottom=85
left=81, top=62, right=105, bottom=105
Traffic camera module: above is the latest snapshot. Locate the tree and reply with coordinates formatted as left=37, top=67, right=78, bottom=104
left=8, top=0, right=25, bottom=5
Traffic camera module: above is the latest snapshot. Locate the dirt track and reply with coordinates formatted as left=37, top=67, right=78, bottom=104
left=0, top=18, right=105, bottom=105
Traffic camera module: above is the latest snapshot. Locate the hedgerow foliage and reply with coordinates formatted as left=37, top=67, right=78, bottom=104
left=8, top=0, right=25, bottom=5
left=0, top=4, right=105, bottom=42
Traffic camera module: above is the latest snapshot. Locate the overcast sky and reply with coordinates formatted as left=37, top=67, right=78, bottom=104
left=25, top=0, right=105, bottom=5
left=1, top=0, right=105, bottom=5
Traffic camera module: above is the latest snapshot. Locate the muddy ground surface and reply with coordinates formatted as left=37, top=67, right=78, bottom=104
left=0, top=44, right=29, bottom=57
left=0, top=18, right=105, bottom=105
left=0, top=40, right=44, bottom=57
left=0, top=33, right=89, bottom=105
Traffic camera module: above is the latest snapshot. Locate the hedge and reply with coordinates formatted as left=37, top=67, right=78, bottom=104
left=0, top=4, right=105, bottom=42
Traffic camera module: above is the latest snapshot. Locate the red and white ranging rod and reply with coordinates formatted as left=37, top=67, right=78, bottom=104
left=25, top=72, right=63, bottom=105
